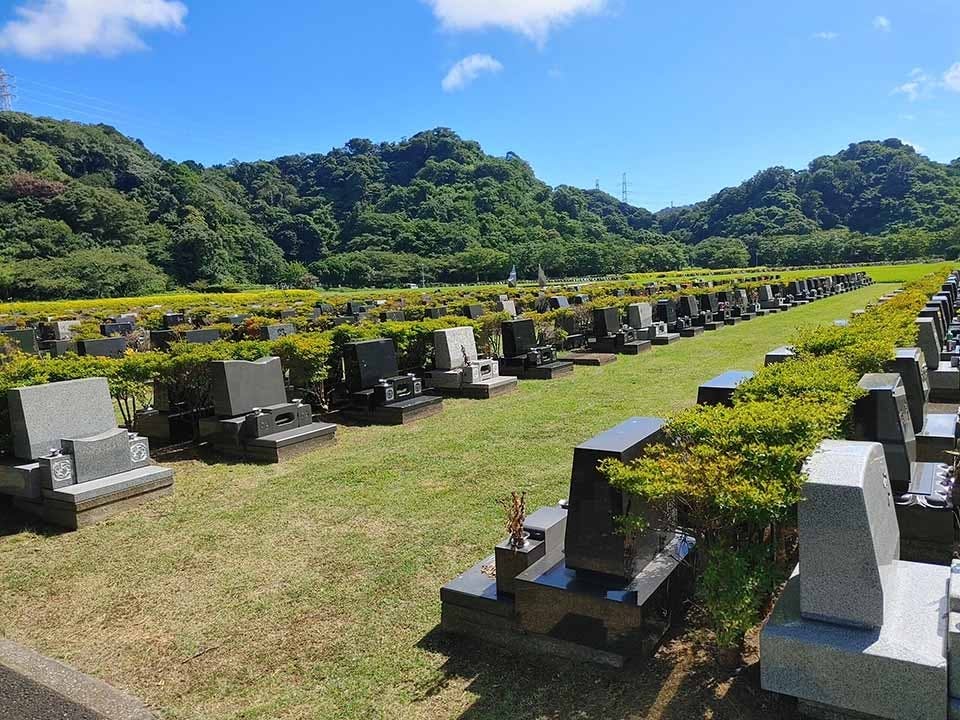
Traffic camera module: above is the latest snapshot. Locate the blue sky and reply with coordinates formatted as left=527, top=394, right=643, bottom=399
left=1, top=0, right=959, bottom=210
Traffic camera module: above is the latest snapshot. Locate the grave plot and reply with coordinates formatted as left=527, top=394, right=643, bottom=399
left=0, top=377, right=174, bottom=529
left=424, top=327, right=517, bottom=399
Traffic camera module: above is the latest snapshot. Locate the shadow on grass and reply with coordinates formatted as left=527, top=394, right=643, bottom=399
left=0, top=496, right=68, bottom=538
left=415, top=624, right=798, bottom=720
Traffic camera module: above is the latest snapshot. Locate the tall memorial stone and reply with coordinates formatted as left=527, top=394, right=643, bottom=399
left=341, top=339, right=443, bottom=424
left=498, top=319, right=574, bottom=380
left=761, top=440, right=949, bottom=720
left=586, top=307, right=650, bottom=355
left=0, top=377, right=174, bottom=529
left=853, top=373, right=954, bottom=564
left=441, top=418, right=695, bottom=666
left=199, top=357, right=336, bottom=461
left=424, top=327, right=517, bottom=399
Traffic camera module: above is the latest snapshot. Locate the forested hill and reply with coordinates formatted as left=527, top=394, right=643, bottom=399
left=0, top=112, right=958, bottom=299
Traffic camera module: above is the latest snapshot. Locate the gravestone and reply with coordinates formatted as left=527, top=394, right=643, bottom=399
left=461, top=304, right=484, bottom=319
left=162, top=312, right=185, bottom=328
left=342, top=339, right=443, bottom=424
left=76, top=337, right=127, bottom=358
left=697, top=370, right=754, bottom=406
left=549, top=296, right=569, bottom=310
left=100, top=321, right=133, bottom=337
left=764, top=346, right=795, bottom=366
left=627, top=302, right=653, bottom=329
left=0, top=377, right=173, bottom=529
left=426, top=327, right=517, bottom=399
left=441, top=417, right=695, bottom=665
left=201, top=357, right=336, bottom=461
left=260, top=324, right=296, bottom=341
left=761, top=440, right=949, bottom=720
left=1, top=328, right=37, bottom=354
left=564, top=417, right=671, bottom=578
left=495, top=300, right=517, bottom=317
left=499, top=319, right=573, bottom=380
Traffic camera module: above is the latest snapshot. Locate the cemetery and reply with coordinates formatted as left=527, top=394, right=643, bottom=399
left=2, top=262, right=957, bottom=720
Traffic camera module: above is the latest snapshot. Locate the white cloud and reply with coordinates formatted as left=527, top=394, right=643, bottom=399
left=441, top=53, right=503, bottom=92
left=892, top=68, right=934, bottom=101
left=0, top=0, right=187, bottom=59
left=424, top=0, right=605, bottom=45
left=944, top=63, right=960, bottom=92
left=811, top=31, right=839, bottom=41
left=902, top=139, right=924, bottom=153
left=873, top=15, right=891, bottom=32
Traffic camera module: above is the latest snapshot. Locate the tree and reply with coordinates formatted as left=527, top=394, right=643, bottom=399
left=690, top=237, right=751, bottom=269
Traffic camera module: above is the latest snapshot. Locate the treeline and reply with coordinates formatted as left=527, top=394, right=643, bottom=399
left=0, top=112, right=958, bottom=299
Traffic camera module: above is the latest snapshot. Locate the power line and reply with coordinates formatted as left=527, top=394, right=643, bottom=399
left=0, top=69, right=15, bottom=112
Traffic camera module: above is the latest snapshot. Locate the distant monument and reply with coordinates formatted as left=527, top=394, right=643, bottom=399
left=507, top=265, right=518, bottom=288
left=537, top=264, right=548, bottom=288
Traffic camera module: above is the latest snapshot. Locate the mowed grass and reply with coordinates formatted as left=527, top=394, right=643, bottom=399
left=0, top=284, right=895, bottom=720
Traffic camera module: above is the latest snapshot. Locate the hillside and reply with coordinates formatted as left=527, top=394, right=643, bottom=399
left=0, top=112, right=957, bottom=299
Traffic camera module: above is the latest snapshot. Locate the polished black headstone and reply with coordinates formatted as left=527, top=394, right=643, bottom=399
left=564, top=417, right=667, bottom=580
left=502, top=319, right=538, bottom=357
left=343, top=339, right=400, bottom=392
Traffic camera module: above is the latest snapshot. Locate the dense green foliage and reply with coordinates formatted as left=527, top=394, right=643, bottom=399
left=0, top=112, right=956, bottom=299
left=603, top=271, right=944, bottom=650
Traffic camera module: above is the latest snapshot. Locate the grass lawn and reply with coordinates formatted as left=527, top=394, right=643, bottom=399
left=0, top=283, right=895, bottom=720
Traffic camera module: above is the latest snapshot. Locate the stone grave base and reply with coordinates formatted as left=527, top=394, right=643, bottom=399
left=441, top=534, right=695, bottom=668
left=135, top=409, right=203, bottom=446
left=613, top=340, right=651, bottom=355
left=761, top=562, right=949, bottom=720
left=499, top=360, right=574, bottom=380
left=723, top=317, right=742, bottom=326
left=15, top=466, right=174, bottom=530
left=0, top=460, right=42, bottom=500
left=428, top=376, right=518, bottom=400
left=931, top=364, right=960, bottom=402
left=703, top=321, right=723, bottom=331
left=739, top=312, right=756, bottom=320
left=651, top=333, right=680, bottom=345
left=342, top=395, right=443, bottom=425
left=917, top=412, right=958, bottom=463
left=561, top=351, right=617, bottom=366
left=213, top=422, right=337, bottom=463
left=680, top=327, right=704, bottom=338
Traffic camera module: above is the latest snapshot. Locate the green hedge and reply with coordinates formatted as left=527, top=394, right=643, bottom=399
left=603, top=271, right=945, bottom=651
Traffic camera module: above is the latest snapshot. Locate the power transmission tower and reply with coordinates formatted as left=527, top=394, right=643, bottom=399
left=0, top=69, right=14, bottom=112
left=595, top=179, right=600, bottom=191
left=621, top=173, right=629, bottom=203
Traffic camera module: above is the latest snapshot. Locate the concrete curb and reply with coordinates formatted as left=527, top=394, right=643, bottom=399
left=0, top=639, right=154, bottom=720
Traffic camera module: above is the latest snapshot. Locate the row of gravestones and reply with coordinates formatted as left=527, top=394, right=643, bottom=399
left=132, top=275, right=875, bottom=449
left=440, top=273, right=960, bottom=720
left=434, top=281, right=874, bottom=670
left=760, top=273, right=960, bottom=720
left=0, top=273, right=870, bottom=358
left=0, top=274, right=871, bottom=535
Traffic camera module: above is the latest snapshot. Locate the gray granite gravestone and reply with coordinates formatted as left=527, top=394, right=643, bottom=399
left=626, top=303, right=653, bottom=329
left=0, top=377, right=173, bottom=529
left=434, top=326, right=477, bottom=370
left=8, top=378, right=117, bottom=461
left=203, top=357, right=336, bottom=461
left=427, top=327, right=516, bottom=399
left=761, top=440, right=949, bottom=720
left=210, top=357, right=288, bottom=417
